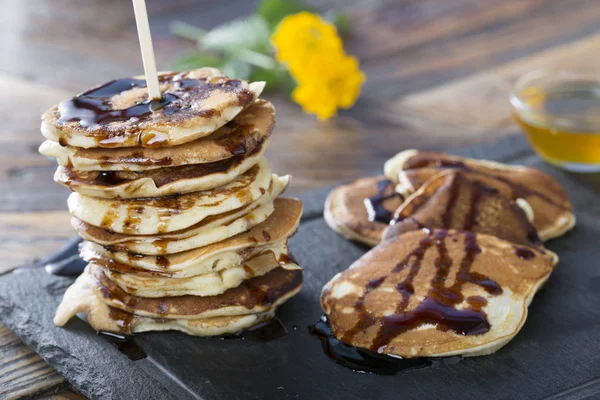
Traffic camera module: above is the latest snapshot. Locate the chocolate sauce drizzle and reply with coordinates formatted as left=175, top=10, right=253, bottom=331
left=57, top=78, right=178, bottom=128
left=56, top=74, right=254, bottom=132
left=515, top=247, right=536, bottom=260
left=406, top=155, right=569, bottom=212
left=340, top=229, right=502, bottom=355
left=364, top=179, right=403, bottom=223
left=390, top=172, right=542, bottom=247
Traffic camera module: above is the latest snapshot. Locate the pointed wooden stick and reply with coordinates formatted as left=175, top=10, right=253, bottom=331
left=132, top=0, right=161, bottom=100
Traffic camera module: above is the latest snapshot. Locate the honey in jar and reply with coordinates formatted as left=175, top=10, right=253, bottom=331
left=510, top=70, right=600, bottom=172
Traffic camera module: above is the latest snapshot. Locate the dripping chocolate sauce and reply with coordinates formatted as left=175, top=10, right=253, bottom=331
left=364, top=179, right=403, bottom=223
left=309, top=316, right=462, bottom=375
left=98, top=331, right=147, bottom=361
left=101, top=317, right=287, bottom=362
left=94, top=171, right=129, bottom=186
left=220, top=318, right=287, bottom=341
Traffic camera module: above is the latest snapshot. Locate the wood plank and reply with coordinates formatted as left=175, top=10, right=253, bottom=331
left=390, top=32, right=600, bottom=137
left=0, top=212, right=73, bottom=274
left=352, top=0, right=600, bottom=98
left=346, top=0, right=542, bottom=61
left=0, top=325, right=66, bottom=400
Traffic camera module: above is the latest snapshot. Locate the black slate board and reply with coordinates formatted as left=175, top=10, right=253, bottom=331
left=2, top=135, right=600, bottom=400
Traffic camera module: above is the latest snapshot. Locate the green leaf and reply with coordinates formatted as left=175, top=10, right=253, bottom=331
left=258, top=0, right=312, bottom=30
left=201, top=15, right=271, bottom=54
left=249, top=66, right=288, bottom=91
left=220, top=59, right=252, bottom=81
left=171, top=52, right=223, bottom=72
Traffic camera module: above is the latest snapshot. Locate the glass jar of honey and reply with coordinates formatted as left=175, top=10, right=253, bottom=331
left=510, top=70, right=600, bottom=172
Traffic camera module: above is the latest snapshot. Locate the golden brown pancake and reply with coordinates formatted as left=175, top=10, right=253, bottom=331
left=385, top=150, right=575, bottom=241
left=39, top=100, right=274, bottom=171
left=90, top=263, right=303, bottom=319
left=324, top=176, right=404, bottom=246
left=54, top=139, right=268, bottom=199
left=67, top=160, right=273, bottom=235
left=80, top=198, right=303, bottom=277
left=383, top=170, right=550, bottom=251
left=71, top=179, right=290, bottom=255
left=321, top=229, right=555, bottom=358
left=41, top=68, right=265, bottom=148
left=54, top=270, right=276, bottom=336
left=103, top=251, right=300, bottom=298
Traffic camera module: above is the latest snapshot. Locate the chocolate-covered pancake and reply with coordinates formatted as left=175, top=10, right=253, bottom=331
left=42, top=68, right=265, bottom=149
left=384, top=150, right=575, bottom=241
left=321, top=229, right=555, bottom=358
left=54, top=271, right=275, bottom=336
left=54, top=139, right=269, bottom=199
left=90, top=263, right=303, bottom=319
left=324, top=176, right=404, bottom=246
left=72, top=176, right=289, bottom=254
left=104, top=251, right=300, bottom=298
left=80, top=197, right=303, bottom=276
left=384, top=170, right=551, bottom=251
left=39, top=100, right=274, bottom=171
left=68, top=159, right=272, bottom=235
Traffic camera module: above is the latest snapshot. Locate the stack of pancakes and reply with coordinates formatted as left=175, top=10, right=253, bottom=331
left=40, top=68, right=303, bottom=336
left=322, top=150, right=574, bottom=358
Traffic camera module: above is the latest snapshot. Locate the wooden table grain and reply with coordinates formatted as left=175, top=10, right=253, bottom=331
left=1, top=0, right=599, bottom=398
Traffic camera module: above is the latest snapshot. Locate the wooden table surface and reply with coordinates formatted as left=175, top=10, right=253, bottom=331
left=1, top=0, right=599, bottom=398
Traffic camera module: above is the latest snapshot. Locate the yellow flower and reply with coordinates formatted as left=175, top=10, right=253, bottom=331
left=271, top=12, right=366, bottom=120
left=292, top=54, right=365, bottom=120
left=271, top=12, right=344, bottom=66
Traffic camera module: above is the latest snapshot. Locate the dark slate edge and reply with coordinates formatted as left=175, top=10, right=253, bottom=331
left=0, top=270, right=196, bottom=400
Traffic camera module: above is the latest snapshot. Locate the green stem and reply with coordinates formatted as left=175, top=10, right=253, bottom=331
left=170, top=21, right=207, bottom=42
left=235, top=49, right=277, bottom=70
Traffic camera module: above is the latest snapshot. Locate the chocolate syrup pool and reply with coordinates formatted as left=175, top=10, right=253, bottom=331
left=57, top=78, right=178, bottom=128
left=309, top=317, right=462, bottom=375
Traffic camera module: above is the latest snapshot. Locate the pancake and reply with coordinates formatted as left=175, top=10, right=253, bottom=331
left=39, top=99, right=274, bottom=171
left=41, top=68, right=265, bottom=149
left=384, top=150, right=575, bottom=241
left=72, top=176, right=290, bottom=254
left=68, top=158, right=272, bottom=235
left=80, top=197, right=304, bottom=276
left=54, top=139, right=269, bottom=198
left=90, top=239, right=290, bottom=277
left=103, top=251, right=300, bottom=298
left=90, top=263, right=303, bottom=319
left=324, top=176, right=404, bottom=246
left=383, top=170, right=553, bottom=253
left=321, top=229, right=555, bottom=358
left=54, top=271, right=275, bottom=336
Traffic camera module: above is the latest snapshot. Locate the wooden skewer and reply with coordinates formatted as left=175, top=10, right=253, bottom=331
left=132, top=0, right=162, bottom=100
